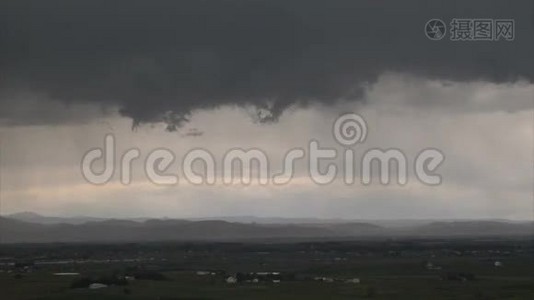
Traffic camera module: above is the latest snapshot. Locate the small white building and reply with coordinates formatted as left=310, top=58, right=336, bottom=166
left=314, top=276, right=334, bottom=282
left=425, top=262, right=442, bottom=270
left=89, top=283, right=108, bottom=289
left=196, top=271, right=211, bottom=276
left=494, top=261, right=503, bottom=267
left=226, top=276, right=237, bottom=284
left=323, top=277, right=334, bottom=283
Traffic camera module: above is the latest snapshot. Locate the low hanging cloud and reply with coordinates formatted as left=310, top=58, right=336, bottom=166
left=0, top=0, right=532, bottom=129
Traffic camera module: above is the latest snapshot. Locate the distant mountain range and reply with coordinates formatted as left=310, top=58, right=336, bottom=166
left=5, top=212, right=360, bottom=225
left=5, top=212, right=110, bottom=225
left=1, top=212, right=532, bottom=243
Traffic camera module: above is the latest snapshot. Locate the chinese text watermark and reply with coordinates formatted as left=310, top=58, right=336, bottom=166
left=425, top=18, right=514, bottom=41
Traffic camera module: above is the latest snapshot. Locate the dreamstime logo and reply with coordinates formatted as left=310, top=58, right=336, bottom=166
left=81, top=113, right=445, bottom=186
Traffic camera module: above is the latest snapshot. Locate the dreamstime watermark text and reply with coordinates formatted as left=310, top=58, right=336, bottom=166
left=81, top=113, right=445, bottom=186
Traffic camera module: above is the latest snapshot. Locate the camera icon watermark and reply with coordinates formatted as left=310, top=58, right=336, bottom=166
left=425, top=19, right=447, bottom=41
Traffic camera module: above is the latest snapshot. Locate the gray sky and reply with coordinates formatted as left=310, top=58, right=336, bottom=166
left=0, top=0, right=532, bottom=219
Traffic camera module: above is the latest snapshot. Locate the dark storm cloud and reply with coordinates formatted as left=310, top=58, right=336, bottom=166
left=0, top=0, right=532, bottom=128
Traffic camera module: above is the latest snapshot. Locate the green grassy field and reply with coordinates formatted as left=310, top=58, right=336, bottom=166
left=1, top=240, right=533, bottom=299
left=2, top=258, right=534, bottom=299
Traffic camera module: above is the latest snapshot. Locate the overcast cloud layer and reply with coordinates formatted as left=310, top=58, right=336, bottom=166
left=0, top=0, right=532, bottom=128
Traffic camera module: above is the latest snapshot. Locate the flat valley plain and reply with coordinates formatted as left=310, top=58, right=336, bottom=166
left=1, top=238, right=533, bottom=300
